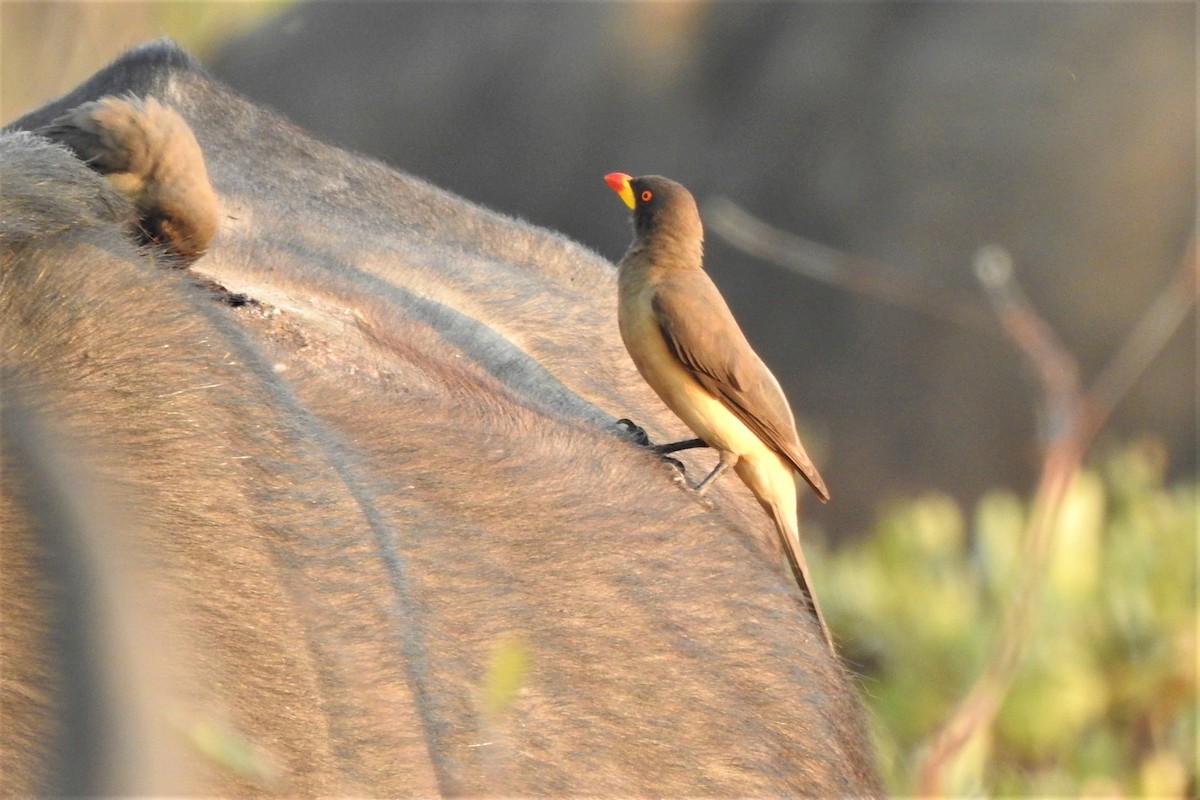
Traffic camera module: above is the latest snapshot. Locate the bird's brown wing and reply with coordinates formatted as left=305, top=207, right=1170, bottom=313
left=652, top=273, right=830, bottom=501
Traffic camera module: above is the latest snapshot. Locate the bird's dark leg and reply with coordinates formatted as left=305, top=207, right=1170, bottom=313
left=614, top=420, right=707, bottom=453
left=653, top=437, right=708, bottom=455
left=694, top=450, right=737, bottom=495
left=615, top=420, right=709, bottom=453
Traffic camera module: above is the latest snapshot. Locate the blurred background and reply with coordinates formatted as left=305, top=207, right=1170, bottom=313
left=3, top=2, right=1195, bottom=796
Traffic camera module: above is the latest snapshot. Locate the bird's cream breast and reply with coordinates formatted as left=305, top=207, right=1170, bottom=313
left=618, top=277, right=770, bottom=459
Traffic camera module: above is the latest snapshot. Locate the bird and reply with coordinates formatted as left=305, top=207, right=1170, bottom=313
left=604, top=172, right=834, bottom=649
left=43, top=95, right=218, bottom=263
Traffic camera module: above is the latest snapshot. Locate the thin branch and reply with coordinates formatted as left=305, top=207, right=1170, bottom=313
left=918, top=245, right=1087, bottom=795
left=704, top=196, right=998, bottom=333
left=916, top=235, right=1197, bottom=795
left=1085, top=235, right=1199, bottom=438
left=974, top=245, right=1081, bottom=443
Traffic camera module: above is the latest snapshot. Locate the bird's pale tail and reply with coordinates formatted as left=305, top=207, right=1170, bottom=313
left=771, top=504, right=835, bottom=651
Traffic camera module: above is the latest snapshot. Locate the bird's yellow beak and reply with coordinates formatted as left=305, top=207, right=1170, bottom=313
left=605, top=172, right=636, bottom=210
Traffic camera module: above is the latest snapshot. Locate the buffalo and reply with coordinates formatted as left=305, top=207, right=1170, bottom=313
left=2, top=41, right=882, bottom=796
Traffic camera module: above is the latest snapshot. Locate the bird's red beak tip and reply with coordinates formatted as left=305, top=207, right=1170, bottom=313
left=604, top=172, right=631, bottom=190
left=605, top=172, right=635, bottom=209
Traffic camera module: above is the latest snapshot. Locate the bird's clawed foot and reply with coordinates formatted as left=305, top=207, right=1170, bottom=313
left=614, top=418, right=652, bottom=447
left=614, top=418, right=697, bottom=477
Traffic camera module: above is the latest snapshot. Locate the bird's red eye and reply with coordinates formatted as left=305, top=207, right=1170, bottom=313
left=641, top=190, right=653, bottom=202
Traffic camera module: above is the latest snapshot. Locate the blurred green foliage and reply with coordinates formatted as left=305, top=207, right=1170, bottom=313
left=817, top=438, right=1197, bottom=797
left=151, top=1, right=294, bottom=59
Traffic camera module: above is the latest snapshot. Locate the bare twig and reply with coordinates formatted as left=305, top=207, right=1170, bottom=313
left=1085, top=236, right=1199, bottom=441
left=917, top=246, right=1086, bottom=795
left=916, top=235, right=1197, bottom=796
left=974, top=245, right=1082, bottom=442
left=704, top=196, right=998, bottom=333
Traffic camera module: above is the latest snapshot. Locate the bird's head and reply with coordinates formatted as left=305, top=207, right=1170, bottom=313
left=604, top=173, right=702, bottom=245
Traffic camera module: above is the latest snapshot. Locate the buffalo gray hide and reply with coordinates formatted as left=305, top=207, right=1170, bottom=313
left=1, top=41, right=883, bottom=797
